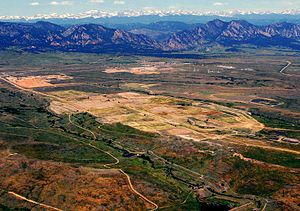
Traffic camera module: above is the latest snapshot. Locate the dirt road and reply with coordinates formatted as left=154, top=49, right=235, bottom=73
left=280, top=61, right=292, bottom=74
left=8, top=191, right=62, bottom=211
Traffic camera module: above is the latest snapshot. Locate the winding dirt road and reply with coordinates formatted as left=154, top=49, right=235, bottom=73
left=229, top=202, right=253, bottom=211
left=68, top=114, right=158, bottom=210
left=280, top=61, right=292, bottom=74
left=8, top=191, right=62, bottom=211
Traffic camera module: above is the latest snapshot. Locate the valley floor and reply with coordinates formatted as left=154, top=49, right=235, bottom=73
left=0, top=50, right=299, bottom=210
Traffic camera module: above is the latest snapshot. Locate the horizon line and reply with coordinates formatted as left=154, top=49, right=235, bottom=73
left=1, top=8, right=300, bottom=20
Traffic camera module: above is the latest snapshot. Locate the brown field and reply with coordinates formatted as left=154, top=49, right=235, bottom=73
left=48, top=90, right=263, bottom=141
left=104, top=62, right=176, bottom=75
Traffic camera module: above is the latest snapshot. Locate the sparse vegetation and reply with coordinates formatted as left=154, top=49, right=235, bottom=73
left=242, top=147, right=300, bottom=168
left=0, top=50, right=299, bottom=210
left=228, top=158, right=294, bottom=196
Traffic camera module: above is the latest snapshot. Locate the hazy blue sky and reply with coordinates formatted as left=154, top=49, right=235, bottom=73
left=1, top=0, right=300, bottom=16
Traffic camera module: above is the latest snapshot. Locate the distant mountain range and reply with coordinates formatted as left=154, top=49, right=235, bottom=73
left=2, top=10, right=300, bottom=25
left=1, top=19, right=300, bottom=53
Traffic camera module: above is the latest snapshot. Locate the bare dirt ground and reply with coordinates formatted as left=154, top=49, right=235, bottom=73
left=104, top=66, right=160, bottom=75
left=121, top=83, right=159, bottom=92
left=104, top=62, right=176, bottom=75
left=6, top=75, right=73, bottom=88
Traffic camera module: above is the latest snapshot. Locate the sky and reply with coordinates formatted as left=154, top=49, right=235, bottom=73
left=1, top=0, right=300, bottom=16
